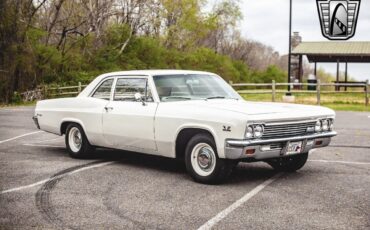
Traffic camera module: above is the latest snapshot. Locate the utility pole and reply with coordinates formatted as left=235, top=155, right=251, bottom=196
left=287, top=0, right=292, bottom=95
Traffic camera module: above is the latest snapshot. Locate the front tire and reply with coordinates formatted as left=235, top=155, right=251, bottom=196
left=65, top=123, right=94, bottom=159
left=267, top=153, right=308, bottom=172
left=185, top=133, right=236, bottom=184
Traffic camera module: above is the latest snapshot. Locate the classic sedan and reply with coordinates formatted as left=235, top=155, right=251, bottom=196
left=33, top=70, right=337, bottom=184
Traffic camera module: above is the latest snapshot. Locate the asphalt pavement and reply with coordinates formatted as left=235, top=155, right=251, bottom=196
left=0, top=106, right=369, bottom=229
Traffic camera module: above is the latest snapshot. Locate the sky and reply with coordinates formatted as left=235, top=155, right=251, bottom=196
left=238, top=0, right=370, bottom=81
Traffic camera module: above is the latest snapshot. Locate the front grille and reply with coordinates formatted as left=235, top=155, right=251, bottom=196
left=262, top=121, right=316, bottom=139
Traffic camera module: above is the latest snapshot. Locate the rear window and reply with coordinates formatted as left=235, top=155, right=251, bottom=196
left=92, top=79, right=114, bottom=100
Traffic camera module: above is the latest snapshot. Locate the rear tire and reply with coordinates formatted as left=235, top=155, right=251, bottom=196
left=267, top=153, right=308, bottom=172
left=65, top=123, right=94, bottom=159
left=185, top=133, right=236, bottom=184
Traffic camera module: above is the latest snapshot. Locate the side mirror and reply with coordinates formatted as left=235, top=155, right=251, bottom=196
left=134, top=93, right=146, bottom=106
left=134, top=93, right=142, bottom=101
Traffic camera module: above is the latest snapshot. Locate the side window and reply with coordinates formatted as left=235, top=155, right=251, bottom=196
left=114, top=78, right=153, bottom=102
left=92, top=79, right=114, bottom=100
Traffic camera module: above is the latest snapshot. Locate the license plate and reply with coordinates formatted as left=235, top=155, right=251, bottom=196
left=286, top=141, right=303, bottom=155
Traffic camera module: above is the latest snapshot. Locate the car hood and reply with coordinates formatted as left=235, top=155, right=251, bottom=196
left=178, top=99, right=335, bottom=120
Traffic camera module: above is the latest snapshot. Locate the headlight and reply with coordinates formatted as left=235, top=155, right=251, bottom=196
left=322, top=119, right=329, bottom=131
left=315, top=120, right=322, bottom=132
left=254, top=125, right=264, bottom=138
left=329, top=119, right=334, bottom=131
left=246, top=126, right=254, bottom=139
left=245, top=124, right=264, bottom=139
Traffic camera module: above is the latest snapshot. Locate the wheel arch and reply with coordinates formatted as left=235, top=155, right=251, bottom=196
left=60, top=118, right=86, bottom=135
left=174, top=126, right=218, bottom=160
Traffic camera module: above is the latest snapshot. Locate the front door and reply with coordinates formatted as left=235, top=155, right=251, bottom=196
left=102, top=77, right=158, bottom=151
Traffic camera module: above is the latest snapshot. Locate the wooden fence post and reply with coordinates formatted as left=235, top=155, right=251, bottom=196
left=317, top=79, right=321, bottom=105
left=57, top=86, right=60, bottom=97
left=366, top=80, right=369, bottom=107
left=272, top=80, right=276, bottom=102
left=43, top=85, right=47, bottom=99
left=78, top=82, right=82, bottom=93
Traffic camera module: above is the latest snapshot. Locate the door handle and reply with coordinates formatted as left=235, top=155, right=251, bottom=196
left=104, top=106, right=114, bottom=112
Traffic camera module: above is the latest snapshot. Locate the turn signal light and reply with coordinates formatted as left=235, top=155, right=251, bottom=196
left=246, top=149, right=256, bottom=155
left=315, top=140, right=323, bottom=146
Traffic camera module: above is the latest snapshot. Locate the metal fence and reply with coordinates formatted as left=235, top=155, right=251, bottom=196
left=229, top=79, right=369, bottom=106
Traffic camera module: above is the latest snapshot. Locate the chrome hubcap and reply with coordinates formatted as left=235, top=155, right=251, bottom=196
left=191, top=143, right=216, bottom=177
left=69, top=127, right=82, bottom=152
left=197, top=147, right=213, bottom=170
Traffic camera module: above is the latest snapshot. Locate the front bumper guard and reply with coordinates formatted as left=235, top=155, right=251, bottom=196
left=32, top=116, right=40, bottom=129
left=225, top=131, right=337, bottom=160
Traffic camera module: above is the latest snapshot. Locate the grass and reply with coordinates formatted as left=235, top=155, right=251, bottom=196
left=241, top=92, right=370, bottom=112
left=320, top=103, right=370, bottom=112
left=0, top=101, right=36, bottom=108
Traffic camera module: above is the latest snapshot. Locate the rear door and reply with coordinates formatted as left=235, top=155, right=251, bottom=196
left=102, top=77, right=158, bottom=151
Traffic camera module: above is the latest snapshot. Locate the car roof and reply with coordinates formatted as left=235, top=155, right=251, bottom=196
left=78, top=70, right=218, bottom=97
left=99, top=69, right=216, bottom=77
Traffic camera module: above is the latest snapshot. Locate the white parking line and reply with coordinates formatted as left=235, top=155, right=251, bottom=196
left=0, top=161, right=114, bottom=194
left=197, top=173, right=283, bottom=230
left=309, top=159, right=370, bottom=165
left=23, top=143, right=64, bottom=148
left=0, top=131, right=43, bottom=144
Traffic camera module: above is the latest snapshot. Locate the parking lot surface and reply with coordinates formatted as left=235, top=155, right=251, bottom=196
left=0, top=107, right=369, bottom=229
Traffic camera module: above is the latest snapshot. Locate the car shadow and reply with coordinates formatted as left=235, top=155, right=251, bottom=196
left=229, top=163, right=277, bottom=184
left=93, top=148, right=279, bottom=184
left=88, top=148, right=187, bottom=173
left=43, top=147, right=284, bottom=184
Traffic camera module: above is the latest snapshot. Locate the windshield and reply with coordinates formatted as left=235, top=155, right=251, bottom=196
left=153, top=74, right=240, bottom=102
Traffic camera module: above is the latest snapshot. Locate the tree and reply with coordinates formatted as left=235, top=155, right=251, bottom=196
left=0, top=0, right=47, bottom=103
left=0, top=0, right=290, bottom=103
left=202, top=0, right=242, bottom=53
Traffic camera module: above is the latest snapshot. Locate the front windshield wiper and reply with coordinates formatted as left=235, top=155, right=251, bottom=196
left=162, top=96, right=192, bottom=100
left=206, top=96, right=226, bottom=100
left=206, top=96, right=239, bottom=100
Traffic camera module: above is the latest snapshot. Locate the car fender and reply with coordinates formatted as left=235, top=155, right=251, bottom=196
left=173, top=123, right=232, bottom=159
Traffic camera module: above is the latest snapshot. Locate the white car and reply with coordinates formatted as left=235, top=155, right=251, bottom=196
left=33, top=70, right=337, bottom=184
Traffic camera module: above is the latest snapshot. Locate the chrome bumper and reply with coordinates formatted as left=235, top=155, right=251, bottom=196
left=224, top=131, right=337, bottom=160
left=32, top=116, right=40, bottom=129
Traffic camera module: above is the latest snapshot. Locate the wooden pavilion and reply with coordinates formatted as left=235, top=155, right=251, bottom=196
left=292, top=42, right=370, bottom=91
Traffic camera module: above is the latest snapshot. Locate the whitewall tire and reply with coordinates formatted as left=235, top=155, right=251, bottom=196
left=185, top=133, right=236, bottom=184
left=65, top=123, right=94, bottom=158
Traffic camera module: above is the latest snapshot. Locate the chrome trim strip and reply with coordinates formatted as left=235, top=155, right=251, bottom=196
left=264, top=120, right=317, bottom=126
left=247, top=116, right=335, bottom=125
left=265, top=118, right=334, bottom=126
left=226, top=131, right=337, bottom=147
